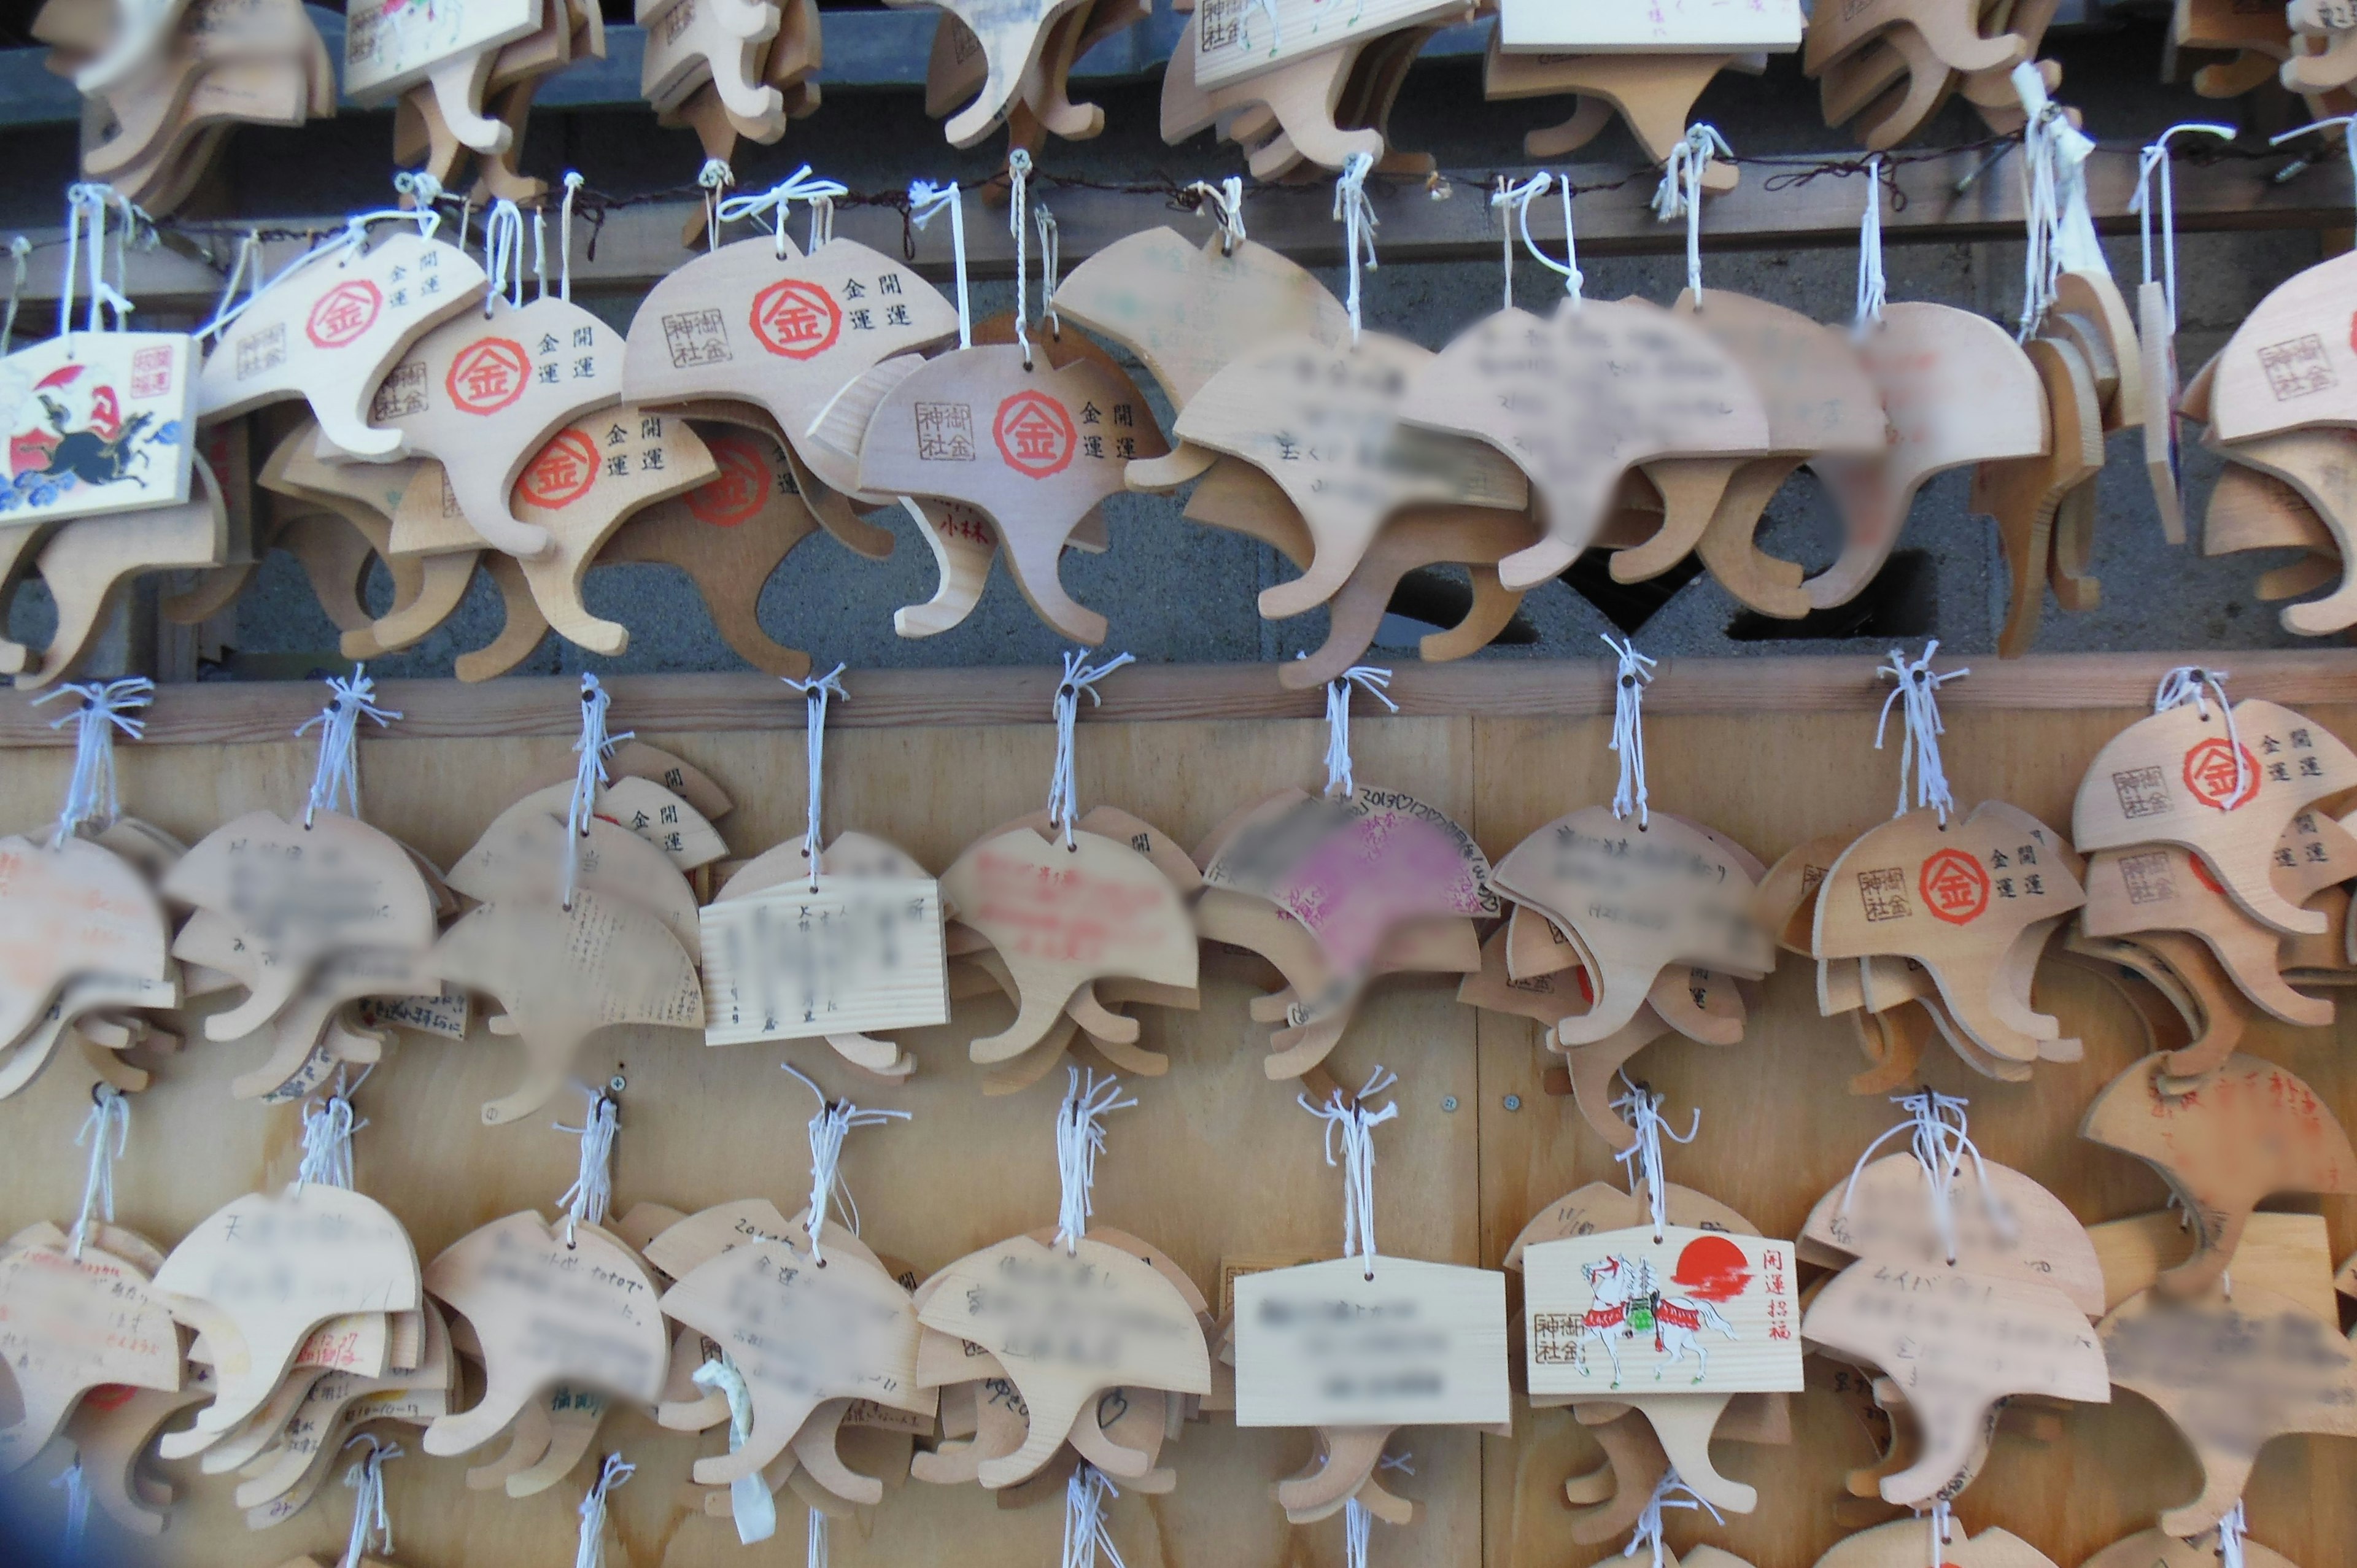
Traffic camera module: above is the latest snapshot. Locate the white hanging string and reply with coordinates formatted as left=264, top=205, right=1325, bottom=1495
left=716, top=165, right=851, bottom=260
left=2154, top=665, right=2249, bottom=809
left=1609, top=1077, right=1698, bottom=1244
left=2215, top=1500, right=2248, bottom=1568
left=1047, top=649, right=1135, bottom=848
left=2270, top=115, right=2357, bottom=231
left=1927, top=1500, right=1954, bottom=1568
left=199, top=176, right=443, bottom=344
left=1602, top=635, right=1657, bottom=827
left=484, top=198, right=526, bottom=314
left=1874, top=643, right=1967, bottom=826
left=532, top=204, right=548, bottom=299
left=575, top=1453, right=635, bottom=1568
left=784, top=664, right=850, bottom=890
left=1516, top=169, right=1584, bottom=305
left=1185, top=176, right=1247, bottom=255
left=1010, top=149, right=1037, bottom=365
left=699, top=158, right=736, bottom=252
left=780, top=1062, right=910, bottom=1264
left=2129, top=125, right=2232, bottom=330
left=1840, top=1089, right=2013, bottom=1268
left=1322, top=665, right=1396, bottom=798
left=554, top=1084, right=619, bottom=1248
left=808, top=188, right=837, bottom=251
left=1651, top=125, right=1730, bottom=303
left=692, top=1356, right=778, bottom=1544
left=33, top=676, right=152, bottom=846
left=564, top=673, right=632, bottom=908
left=908, top=180, right=971, bottom=349
left=1055, top=1067, right=1137, bottom=1254
left=1491, top=173, right=1550, bottom=310
left=339, top=1435, right=399, bottom=1568
left=71, top=1084, right=128, bottom=1261
left=1855, top=156, right=1886, bottom=333
left=2, top=234, right=30, bottom=353
left=297, top=1067, right=371, bottom=1192
left=809, top=1499, right=829, bottom=1568
left=204, top=229, right=262, bottom=345
left=557, top=172, right=585, bottom=301
left=1299, top=1067, right=1399, bottom=1280
left=2011, top=63, right=2102, bottom=339
left=295, top=666, right=401, bottom=828
left=1334, top=152, right=1378, bottom=341
left=1343, top=1494, right=1374, bottom=1568
left=1622, top=1469, right=1725, bottom=1568
left=1039, top=205, right=1062, bottom=337
left=56, top=184, right=108, bottom=338
left=52, top=1461, right=90, bottom=1556
left=1062, top=1464, right=1125, bottom=1568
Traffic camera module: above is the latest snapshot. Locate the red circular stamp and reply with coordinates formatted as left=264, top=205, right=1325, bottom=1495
left=445, top=336, right=531, bottom=415
left=685, top=434, right=770, bottom=526
left=749, top=278, right=842, bottom=360
left=305, top=279, right=382, bottom=348
left=518, top=428, right=599, bottom=509
left=2182, top=737, right=2259, bottom=811
left=1918, top=848, right=1990, bottom=925
left=993, top=390, right=1076, bottom=479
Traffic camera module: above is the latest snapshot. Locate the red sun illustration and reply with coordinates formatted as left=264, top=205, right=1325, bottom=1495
left=1671, top=1234, right=1752, bottom=1302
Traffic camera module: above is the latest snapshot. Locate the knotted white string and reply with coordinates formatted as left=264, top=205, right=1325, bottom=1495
left=1492, top=173, right=1550, bottom=310
left=1514, top=169, right=1584, bottom=305
left=1322, top=665, right=1396, bottom=799
left=780, top=1062, right=910, bottom=1264
left=1185, top=177, right=1247, bottom=255
left=558, top=172, right=585, bottom=301
left=34, top=676, right=152, bottom=846
left=554, top=1085, right=619, bottom=1248
left=532, top=205, right=548, bottom=300
left=565, top=674, right=632, bottom=908
left=2215, top=1500, right=2248, bottom=1568
left=1875, top=643, right=1967, bottom=826
left=297, top=1068, right=371, bottom=1192
left=71, top=1084, right=128, bottom=1261
left=204, top=229, right=262, bottom=343
left=1010, top=149, right=1037, bottom=364
left=1299, top=1067, right=1399, bottom=1280
left=693, top=1356, right=777, bottom=1543
left=1622, top=1469, right=1724, bottom=1568
left=1063, top=1465, right=1126, bottom=1568
left=1039, top=206, right=1062, bottom=338
left=1841, top=1090, right=2012, bottom=1268
left=1334, top=152, right=1378, bottom=342
left=1652, top=125, right=1730, bottom=304
left=296, top=666, right=400, bottom=828
left=483, top=197, right=527, bottom=315
left=2012, top=63, right=2102, bottom=339
left=1055, top=1068, right=1136, bottom=1253
left=52, top=1461, right=90, bottom=1556
left=2, top=234, right=30, bottom=354
left=576, top=1453, right=635, bottom=1568
left=1047, top=649, right=1135, bottom=848
left=717, top=164, right=850, bottom=261
left=1343, top=1495, right=1374, bottom=1568
left=1603, top=635, right=1657, bottom=827
left=339, top=1435, right=399, bottom=1568
left=908, top=180, right=971, bottom=349
left=58, top=184, right=122, bottom=338
left=2130, top=125, right=2231, bottom=330
left=2155, top=666, right=2249, bottom=809
left=1610, top=1077, right=1698, bottom=1244
left=699, top=158, right=736, bottom=252
left=1856, top=156, right=1886, bottom=333
left=784, top=665, right=850, bottom=890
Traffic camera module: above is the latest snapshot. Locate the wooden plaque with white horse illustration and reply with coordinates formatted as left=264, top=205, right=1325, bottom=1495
left=1523, top=1227, right=1803, bottom=1396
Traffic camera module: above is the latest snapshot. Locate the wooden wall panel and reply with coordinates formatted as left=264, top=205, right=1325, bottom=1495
left=0, top=692, right=2347, bottom=1567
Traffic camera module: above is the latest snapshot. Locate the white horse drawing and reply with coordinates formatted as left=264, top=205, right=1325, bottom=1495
left=1573, top=1256, right=1740, bottom=1388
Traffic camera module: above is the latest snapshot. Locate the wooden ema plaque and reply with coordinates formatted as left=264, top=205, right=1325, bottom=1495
left=0, top=835, right=171, bottom=1048
left=1524, top=1229, right=1801, bottom=1396
left=0, top=330, right=198, bottom=519
left=1800, top=1154, right=2107, bottom=1316
left=0, top=1233, right=182, bottom=1473
left=1190, top=0, right=1461, bottom=92
left=1233, top=1255, right=1509, bottom=1428
left=698, top=875, right=948, bottom=1046
left=1498, top=0, right=1801, bottom=52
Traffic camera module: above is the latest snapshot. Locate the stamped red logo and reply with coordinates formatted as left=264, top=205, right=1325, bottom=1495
left=446, top=337, right=531, bottom=415
left=749, top=278, right=842, bottom=359
left=993, top=390, right=1076, bottom=479
left=2182, top=737, right=2259, bottom=811
left=1918, top=848, right=1990, bottom=926
left=306, top=279, right=382, bottom=348
left=685, top=434, right=769, bottom=526
left=518, top=428, right=598, bottom=509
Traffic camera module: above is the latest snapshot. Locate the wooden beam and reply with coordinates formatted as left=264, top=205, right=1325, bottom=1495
left=27, top=140, right=2348, bottom=313
left=6, top=651, right=2351, bottom=747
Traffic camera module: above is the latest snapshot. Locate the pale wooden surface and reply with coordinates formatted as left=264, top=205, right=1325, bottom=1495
left=0, top=688, right=2350, bottom=1566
